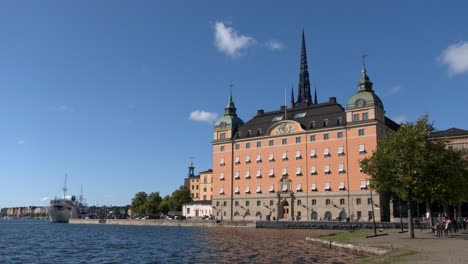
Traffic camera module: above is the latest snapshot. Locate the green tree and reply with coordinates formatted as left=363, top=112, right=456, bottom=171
left=361, top=115, right=467, bottom=238
left=146, top=192, right=162, bottom=215
left=169, top=186, right=192, bottom=211
left=130, top=192, right=148, bottom=215
left=159, top=195, right=171, bottom=214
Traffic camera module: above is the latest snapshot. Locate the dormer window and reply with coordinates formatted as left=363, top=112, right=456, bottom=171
left=272, top=116, right=283, bottom=121
left=294, top=112, right=307, bottom=118
left=247, top=130, right=252, bottom=137
left=337, top=117, right=343, bottom=125
left=323, top=119, right=329, bottom=127
left=310, top=121, right=316, bottom=128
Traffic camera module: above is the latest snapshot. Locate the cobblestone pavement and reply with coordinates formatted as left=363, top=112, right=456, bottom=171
left=351, top=228, right=468, bottom=263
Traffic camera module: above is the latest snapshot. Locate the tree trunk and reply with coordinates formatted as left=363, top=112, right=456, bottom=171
left=407, top=190, right=415, bottom=238
left=426, top=201, right=433, bottom=226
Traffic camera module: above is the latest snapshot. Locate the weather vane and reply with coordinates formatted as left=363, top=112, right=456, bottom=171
left=361, top=53, right=368, bottom=67
left=229, top=81, right=234, bottom=97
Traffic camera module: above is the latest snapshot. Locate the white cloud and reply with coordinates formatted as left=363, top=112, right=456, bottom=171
left=393, top=115, right=408, bottom=124
left=40, top=197, right=50, bottom=202
left=189, top=110, right=219, bottom=123
left=388, top=85, right=401, bottom=95
left=265, top=40, right=285, bottom=51
left=214, top=22, right=255, bottom=57
left=59, top=105, right=76, bottom=113
left=439, top=41, right=468, bottom=76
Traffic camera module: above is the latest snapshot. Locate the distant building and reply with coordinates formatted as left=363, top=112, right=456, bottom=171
left=432, top=128, right=468, bottom=155
left=183, top=200, right=213, bottom=219
left=183, top=162, right=213, bottom=201
left=211, top=30, right=399, bottom=222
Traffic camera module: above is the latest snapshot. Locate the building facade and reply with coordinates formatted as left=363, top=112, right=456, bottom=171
left=183, top=200, right=213, bottom=219
left=212, top=31, right=398, bottom=222
left=183, top=162, right=213, bottom=201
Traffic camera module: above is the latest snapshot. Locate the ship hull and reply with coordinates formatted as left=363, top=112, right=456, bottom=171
left=48, top=208, right=72, bottom=223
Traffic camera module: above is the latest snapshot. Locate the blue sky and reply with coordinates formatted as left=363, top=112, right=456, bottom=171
left=1, top=1, right=467, bottom=208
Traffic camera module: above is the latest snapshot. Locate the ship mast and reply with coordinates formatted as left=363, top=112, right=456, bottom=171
left=63, top=174, right=68, bottom=199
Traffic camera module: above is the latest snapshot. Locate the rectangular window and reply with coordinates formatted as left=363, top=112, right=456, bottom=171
left=311, top=183, right=317, bottom=191
left=338, top=146, right=344, bottom=156
left=235, top=156, right=240, bottom=165
left=326, top=199, right=331, bottom=205
left=339, top=163, right=345, bottom=174
left=310, top=135, right=316, bottom=141
left=220, top=146, right=225, bottom=152
left=368, top=198, right=372, bottom=205
left=245, top=170, right=251, bottom=179
left=296, top=167, right=302, bottom=176
left=269, top=184, right=275, bottom=193
left=235, top=143, right=240, bottom=150
left=256, top=169, right=262, bottom=178
left=257, top=141, right=261, bottom=148
left=340, top=198, right=345, bottom=205
left=325, top=182, right=331, bottom=191
left=235, top=171, right=240, bottom=179
left=363, top=113, right=368, bottom=120
left=296, top=136, right=301, bottom=143
left=256, top=185, right=261, bottom=194
left=295, top=150, right=302, bottom=159
left=245, top=155, right=251, bottom=163
left=311, top=165, right=317, bottom=175
left=296, top=184, right=302, bottom=192
left=360, top=180, right=368, bottom=190
left=219, top=187, right=224, bottom=195
left=310, top=148, right=317, bottom=158
left=282, top=184, right=288, bottom=192
left=220, top=158, right=225, bottom=166
left=269, top=168, right=274, bottom=177
left=323, top=119, right=329, bottom=127
left=282, top=151, right=288, bottom=161
left=324, top=147, right=330, bottom=157
left=234, top=186, right=240, bottom=194
left=359, top=144, right=366, bottom=154
left=353, top=114, right=359, bottom=121
left=359, top=129, right=365, bottom=136
left=220, top=133, right=226, bottom=139
left=245, top=186, right=251, bottom=194
left=220, top=172, right=225, bottom=180
left=324, top=164, right=331, bottom=174
left=246, top=143, right=250, bottom=149
left=297, top=199, right=302, bottom=205
left=256, top=154, right=262, bottom=163
left=282, top=138, right=287, bottom=145
left=312, top=199, right=317, bottom=205
left=269, top=140, right=274, bottom=146
left=269, top=153, right=275, bottom=161
left=339, top=181, right=345, bottom=190
left=282, top=168, right=288, bottom=176
left=337, top=132, right=343, bottom=139
left=324, top=133, right=329, bottom=140
left=356, top=198, right=361, bottom=205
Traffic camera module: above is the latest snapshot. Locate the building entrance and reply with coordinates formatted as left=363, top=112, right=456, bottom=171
left=281, top=200, right=289, bottom=219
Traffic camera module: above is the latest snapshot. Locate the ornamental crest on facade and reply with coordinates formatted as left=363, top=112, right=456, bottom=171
left=275, top=122, right=295, bottom=135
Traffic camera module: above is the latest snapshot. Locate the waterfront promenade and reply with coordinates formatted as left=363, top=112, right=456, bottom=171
left=342, top=228, right=468, bottom=263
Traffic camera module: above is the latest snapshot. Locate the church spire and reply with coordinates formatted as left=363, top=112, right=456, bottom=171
left=296, top=28, right=312, bottom=106
left=358, top=54, right=373, bottom=91
left=314, top=85, right=318, bottom=104
left=290, top=84, right=295, bottom=108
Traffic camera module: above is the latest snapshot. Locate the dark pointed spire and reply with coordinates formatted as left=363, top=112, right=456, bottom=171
left=296, top=28, right=312, bottom=106
left=290, top=84, right=295, bottom=108
left=314, top=85, right=318, bottom=104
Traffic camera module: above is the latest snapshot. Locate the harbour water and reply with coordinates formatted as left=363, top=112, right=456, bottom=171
left=0, top=219, right=361, bottom=263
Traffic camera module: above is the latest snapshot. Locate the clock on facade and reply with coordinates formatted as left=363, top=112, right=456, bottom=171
left=356, top=99, right=365, bottom=107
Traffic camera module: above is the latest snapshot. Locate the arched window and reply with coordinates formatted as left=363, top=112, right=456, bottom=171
left=311, top=212, right=318, bottom=220
left=324, top=211, right=332, bottom=220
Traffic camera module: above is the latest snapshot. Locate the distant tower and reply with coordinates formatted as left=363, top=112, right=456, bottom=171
left=188, top=161, right=195, bottom=177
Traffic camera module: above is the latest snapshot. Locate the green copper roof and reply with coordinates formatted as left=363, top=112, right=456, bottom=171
left=347, top=65, right=384, bottom=110
left=214, top=95, right=244, bottom=130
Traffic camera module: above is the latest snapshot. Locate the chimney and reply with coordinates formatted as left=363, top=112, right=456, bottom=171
left=257, top=109, right=264, bottom=116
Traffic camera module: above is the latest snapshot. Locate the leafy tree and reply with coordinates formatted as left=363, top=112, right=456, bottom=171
left=130, top=192, right=148, bottom=215
left=159, top=195, right=171, bottom=214
left=361, top=115, right=467, bottom=238
left=169, top=186, right=192, bottom=211
left=146, top=192, right=162, bottom=215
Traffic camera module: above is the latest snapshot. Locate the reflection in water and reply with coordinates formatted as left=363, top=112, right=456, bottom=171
left=197, top=228, right=360, bottom=263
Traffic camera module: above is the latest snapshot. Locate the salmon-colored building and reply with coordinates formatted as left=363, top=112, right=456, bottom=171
left=211, top=31, right=398, bottom=222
